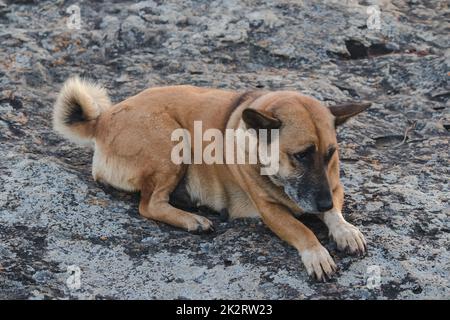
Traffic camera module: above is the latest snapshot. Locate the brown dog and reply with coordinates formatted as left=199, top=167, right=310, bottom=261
left=53, top=77, right=370, bottom=280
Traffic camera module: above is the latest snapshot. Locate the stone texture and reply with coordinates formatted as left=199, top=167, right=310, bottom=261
left=0, top=0, right=448, bottom=299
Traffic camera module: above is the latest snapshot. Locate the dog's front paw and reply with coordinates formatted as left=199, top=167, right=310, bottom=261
left=330, top=221, right=366, bottom=255
left=187, top=214, right=214, bottom=234
left=301, top=245, right=337, bottom=281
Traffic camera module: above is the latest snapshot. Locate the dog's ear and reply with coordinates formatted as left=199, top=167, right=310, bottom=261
left=329, top=102, right=371, bottom=126
left=242, top=109, right=282, bottom=130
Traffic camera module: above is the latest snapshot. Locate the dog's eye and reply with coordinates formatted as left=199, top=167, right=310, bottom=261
left=294, top=151, right=309, bottom=160
left=294, top=145, right=315, bottom=161
left=325, top=146, right=336, bottom=163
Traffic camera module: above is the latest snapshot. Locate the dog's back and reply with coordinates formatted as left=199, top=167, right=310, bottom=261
left=53, top=79, right=240, bottom=193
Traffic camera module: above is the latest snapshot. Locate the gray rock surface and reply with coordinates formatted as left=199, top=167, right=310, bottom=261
left=0, top=0, right=449, bottom=299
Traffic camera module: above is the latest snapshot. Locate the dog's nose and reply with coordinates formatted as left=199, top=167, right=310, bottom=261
left=316, top=198, right=333, bottom=212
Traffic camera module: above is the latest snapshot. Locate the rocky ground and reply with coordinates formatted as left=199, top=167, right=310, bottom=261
left=0, top=0, right=449, bottom=299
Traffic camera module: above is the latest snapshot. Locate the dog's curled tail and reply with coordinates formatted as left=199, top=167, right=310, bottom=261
left=53, top=76, right=111, bottom=146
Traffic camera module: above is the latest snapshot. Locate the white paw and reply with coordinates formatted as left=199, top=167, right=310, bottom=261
left=301, top=245, right=337, bottom=281
left=187, top=214, right=214, bottom=233
left=330, top=221, right=366, bottom=255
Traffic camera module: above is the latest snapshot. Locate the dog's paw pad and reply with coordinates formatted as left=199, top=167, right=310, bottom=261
left=330, top=222, right=366, bottom=255
left=188, top=215, right=214, bottom=234
left=301, top=245, right=337, bottom=282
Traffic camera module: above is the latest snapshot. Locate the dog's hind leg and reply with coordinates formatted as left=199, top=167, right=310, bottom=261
left=139, top=172, right=214, bottom=233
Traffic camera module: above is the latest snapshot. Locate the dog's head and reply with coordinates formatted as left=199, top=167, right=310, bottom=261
left=242, top=91, right=370, bottom=213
